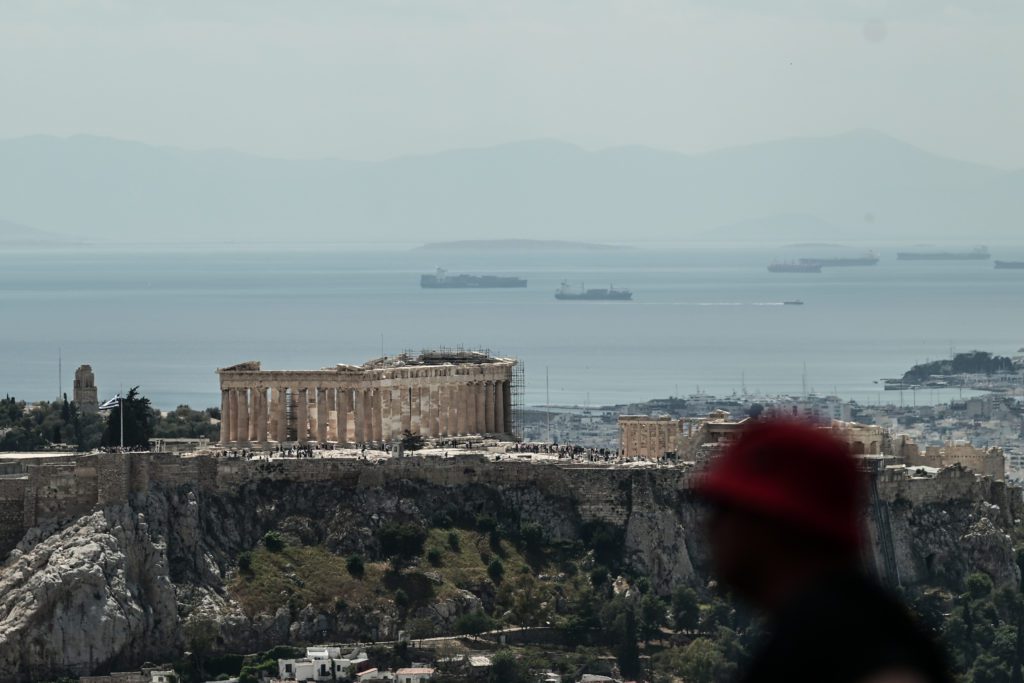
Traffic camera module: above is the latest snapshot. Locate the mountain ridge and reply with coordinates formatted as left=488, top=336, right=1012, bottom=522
left=0, top=131, right=1019, bottom=244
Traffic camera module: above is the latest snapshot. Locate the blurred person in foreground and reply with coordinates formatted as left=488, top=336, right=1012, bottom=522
left=695, top=420, right=951, bottom=683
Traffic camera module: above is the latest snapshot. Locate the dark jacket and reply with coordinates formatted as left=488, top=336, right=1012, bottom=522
left=740, top=571, right=952, bottom=683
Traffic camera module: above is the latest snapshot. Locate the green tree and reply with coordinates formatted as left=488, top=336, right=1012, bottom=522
left=671, top=586, right=700, bottom=631
left=490, top=651, right=531, bottom=683
left=101, top=387, right=154, bottom=448
left=154, top=404, right=220, bottom=440
left=663, top=638, right=737, bottom=683
left=638, top=593, right=668, bottom=644
left=400, top=430, right=425, bottom=452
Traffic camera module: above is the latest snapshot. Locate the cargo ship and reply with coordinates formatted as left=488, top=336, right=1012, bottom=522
left=555, top=281, right=632, bottom=301
left=420, top=268, right=527, bottom=288
left=994, top=261, right=1024, bottom=270
left=798, top=252, right=879, bottom=267
left=896, top=246, right=990, bottom=261
left=767, top=262, right=822, bottom=273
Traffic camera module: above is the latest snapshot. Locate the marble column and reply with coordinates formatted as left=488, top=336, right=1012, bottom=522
left=403, top=386, right=414, bottom=434
left=220, top=389, right=230, bottom=444
left=502, top=381, right=512, bottom=436
left=475, top=382, right=486, bottom=435
left=227, top=389, right=239, bottom=443
left=483, top=381, right=494, bottom=434
left=353, top=388, right=365, bottom=444
left=419, top=386, right=431, bottom=436
left=338, top=388, right=351, bottom=444
left=410, top=386, right=421, bottom=435
left=456, top=384, right=468, bottom=435
left=276, top=388, right=288, bottom=442
left=316, top=387, right=328, bottom=442
left=391, top=388, right=404, bottom=440
left=237, top=389, right=250, bottom=444
left=296, top=388, right=308, bottom=442
left=438, top=385, right=449, bottom=436
left=380, top=388, right=392, bottom=441
left=255, top=387, right=268, bottom=443
left=269, top=388, right=279, bottom=442
left=371, top=389, right=383, bottom=443
left=495, top=381, right=506, bottom=435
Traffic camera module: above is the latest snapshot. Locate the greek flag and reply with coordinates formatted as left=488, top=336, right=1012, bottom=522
left=98, top=394, right=121, bottom=411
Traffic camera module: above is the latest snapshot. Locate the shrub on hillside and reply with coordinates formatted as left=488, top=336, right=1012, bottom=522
left=346, top=554, right=365, bottom=578
left=488, top=558, right=505, bottom=584
left=262, top=531, right=285, bottom=553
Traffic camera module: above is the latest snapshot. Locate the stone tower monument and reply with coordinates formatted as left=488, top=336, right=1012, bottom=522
left=74, top=364, right=99, bottom=414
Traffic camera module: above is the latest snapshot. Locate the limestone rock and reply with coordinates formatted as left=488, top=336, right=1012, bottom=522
left=0, top=507, right=178, bottom=681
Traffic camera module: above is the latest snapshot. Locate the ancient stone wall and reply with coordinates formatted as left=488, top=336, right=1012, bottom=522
left=0, top=450, right=1017, bottom=578
left=0, top=477, right=27, bottom=552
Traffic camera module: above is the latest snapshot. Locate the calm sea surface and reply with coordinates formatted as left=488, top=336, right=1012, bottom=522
left=2, top=243, right=1023, bottom=410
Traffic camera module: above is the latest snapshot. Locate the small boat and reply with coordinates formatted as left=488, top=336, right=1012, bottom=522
left=783, top=300, right=804, bottom=306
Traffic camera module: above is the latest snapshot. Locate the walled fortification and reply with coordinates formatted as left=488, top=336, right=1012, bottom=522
left=0, top=450, right=1020, bottom=681
left=1, top=451, right=1020, bottom=582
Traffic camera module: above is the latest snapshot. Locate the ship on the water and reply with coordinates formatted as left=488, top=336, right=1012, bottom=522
left=555, top=281, right=632, bottom=301
left=767, top=262, right=822, bottom=273
left=798, top=252, right=879, bottom=267
left=783, top=300, right=804, bottom=306
left=896, top=246, right=990, bottom=261
left=420, top=268, right=527, bottom=288
left=994, top=260, right=1024, bottom=270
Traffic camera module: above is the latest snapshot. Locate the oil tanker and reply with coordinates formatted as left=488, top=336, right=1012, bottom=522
left=420, top=268, right=527, bottom=288
left=768, top=262, right=822, bottom=273
left=896, top=247, right=990, bottom=261
left=555, top=281, right=632, bottom=301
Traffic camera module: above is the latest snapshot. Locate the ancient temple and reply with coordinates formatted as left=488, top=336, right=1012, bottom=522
left=216, top=350, right=517, bottom=445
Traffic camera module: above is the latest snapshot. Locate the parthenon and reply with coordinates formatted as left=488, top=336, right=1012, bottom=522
left=217, top=351, right=517, bottom=446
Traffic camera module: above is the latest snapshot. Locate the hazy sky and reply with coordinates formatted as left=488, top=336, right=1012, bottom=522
left=1, top=1, right=1021, bottom=167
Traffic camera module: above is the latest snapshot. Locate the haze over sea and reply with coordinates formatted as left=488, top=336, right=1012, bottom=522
left=3, top=243, right=1023, bottom=411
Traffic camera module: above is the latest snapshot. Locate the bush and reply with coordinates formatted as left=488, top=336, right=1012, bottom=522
left=454, top=610, right=497, bottom=635
left=238, top=551, right=253, bottom=575
left=475, top=514, right=498, bottom=533
left=426, top=548, right=443, bottom=567
left=378, top=523, right=428, bottom=568
left=590, top=567, right=608, bottom=587
left=347, top=554, right=365, bottom=578
left=488, top=558, right=505, bottom=584
left=447, top=531, right=460, bottom=552
left=394, top=588, right=410, bottom=609
left=519, top=522, right=544, bottom=545
left=263, top=531, right=285, bottom=553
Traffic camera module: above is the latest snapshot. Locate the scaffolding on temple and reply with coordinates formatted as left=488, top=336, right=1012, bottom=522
left=510, top=359, right=525, bottom=441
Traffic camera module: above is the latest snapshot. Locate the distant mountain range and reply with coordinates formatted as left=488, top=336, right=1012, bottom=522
left=0, top=130, right=1020, bottom=244
left=0, top=217, right=65, bottom=244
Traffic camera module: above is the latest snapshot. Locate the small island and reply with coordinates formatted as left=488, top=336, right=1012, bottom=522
left=416, top=239, right=627, bottom=251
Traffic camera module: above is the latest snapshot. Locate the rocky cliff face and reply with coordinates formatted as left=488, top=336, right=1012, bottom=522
left=0, top=467, right=1019, bottom=681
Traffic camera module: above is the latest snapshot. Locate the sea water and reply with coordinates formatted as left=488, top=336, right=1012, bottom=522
left=1, top=243, right=1022, bottom=410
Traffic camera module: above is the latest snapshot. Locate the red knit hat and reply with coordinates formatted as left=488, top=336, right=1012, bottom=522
left=695, top=419, right=865, bottom=551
